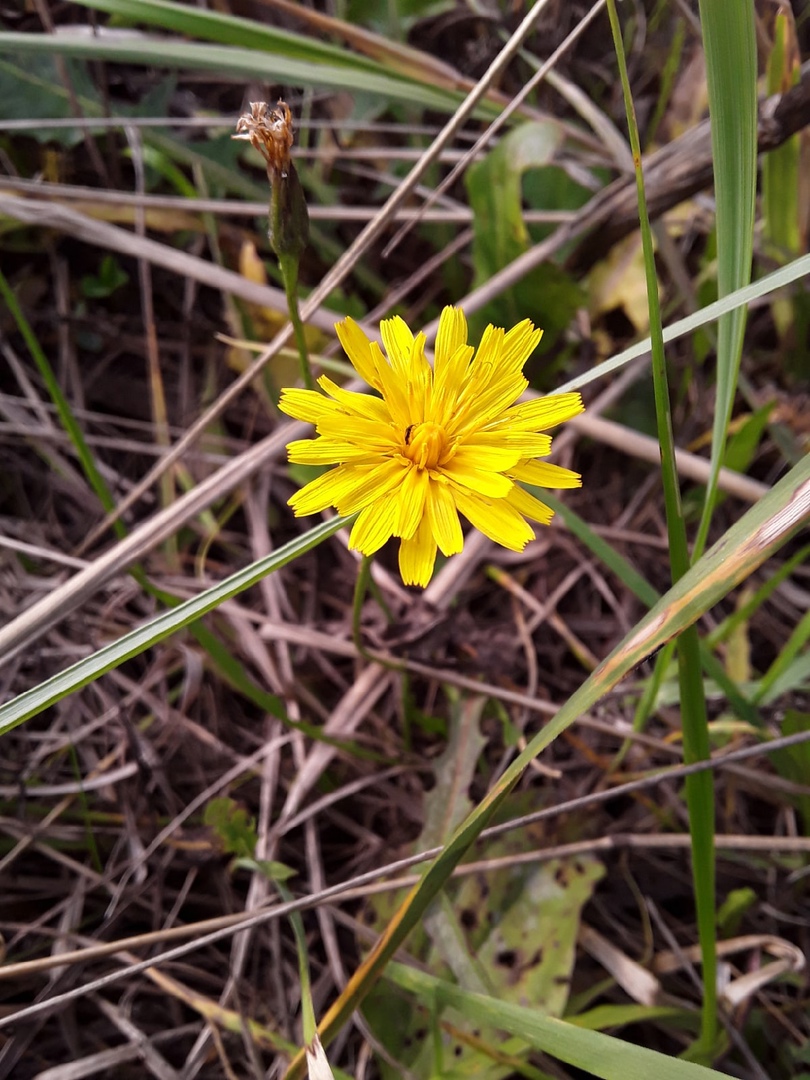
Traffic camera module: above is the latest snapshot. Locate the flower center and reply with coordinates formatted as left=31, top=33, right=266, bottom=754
left=403, top=421, right=449, bottom=470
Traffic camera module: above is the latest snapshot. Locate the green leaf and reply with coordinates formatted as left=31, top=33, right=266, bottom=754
left=204, top=797, right=257, bottom=859
left=723, top=403, right=774, bottom=476
left=0, top=54, right=99, bottom=146
left=694, top=0, right=758, bottom=556
left=80, top=253, right=129, bottom=299
left=232, top=857, right=297, bottom=883
left=716, top=887, right=757, bottom=938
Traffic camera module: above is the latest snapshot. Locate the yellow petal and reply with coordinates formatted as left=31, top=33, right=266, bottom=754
left=511, top=460, right=582, bottom=488
left=452, top=488, right=535, bottom=551
left=335, top=317, right=382, bottom=390
left=506, top=484, right=554, bottom=525
left=398, top=515, right=438, bottom=586
left=288, top=468, right=340, bottom=515
left=335, top=458, right=406, bottom=515
left=349, top=495, right=398, bottom=555
left=370, top=343, right=413, bottom=429
left=278, top=387, right=338, bottom=424
left=427, top=479, right=463, bottom=556
left=486, top=432, right=553, bottom=458
left=380, top=315, right=415, bottom=379
left=286, top=438, right=377, bottom=465
left=443, top=459, right=513, bottom=498
left=434, top=306, right=468, bottom=369
left=450, top=373, right=528, bottom=435
left=430, top=343, right=473, bottom=426
left=500, top=320, right=543, bottom=370
left=505, top=393, right=584, bottom=430
left=316, top=375, right=391, bottom=423
left=394, top=464, right=429, bottom=539
left=452, top=445, right=522, bottom=472
left=316, top=415, right=398, bottom=450
left=460, top=374, right=528, bottom=428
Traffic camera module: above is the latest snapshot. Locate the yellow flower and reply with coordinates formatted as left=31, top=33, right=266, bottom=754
left=279, top=307, right=584, bottom=587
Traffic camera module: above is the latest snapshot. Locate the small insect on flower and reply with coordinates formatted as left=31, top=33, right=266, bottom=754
left=279, top=307, right=584, bottom=587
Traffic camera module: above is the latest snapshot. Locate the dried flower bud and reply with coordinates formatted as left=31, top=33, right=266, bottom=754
left=234, top=99, right=309, bottom=259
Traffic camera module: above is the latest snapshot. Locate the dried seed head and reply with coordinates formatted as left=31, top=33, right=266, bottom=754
left=234, top=99, right=295, bottom=178
left=234, top=99, right=309, bottom=259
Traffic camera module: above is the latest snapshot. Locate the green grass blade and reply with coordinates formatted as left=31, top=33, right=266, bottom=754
left=762, top=8, right=802, bottom=259
left=0, top=267, right=118, bottom=523
left=556, top=251, right=810, bottom=395
left=0, top=516, right=349, bottom=737
left=606, top=0, right=716, bottom=1048
left=754, top=606, right=810, bottom=705
left=283, top=453, right=810, bottom=1078
left=386, top=963, right=720, bottom=1080
left=74, top=0, right=388, bottom=73
left=693, top=0, right=758, bottom=559
left=0, top=32, right=463, bottom=113
left=543, top=492, right=757, bottom=725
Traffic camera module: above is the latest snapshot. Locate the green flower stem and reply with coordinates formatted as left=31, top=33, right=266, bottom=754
left=352, top=555, right=398, bottom=666
left=352, top=554, right=375, bottom=662
left=279, top=251, right=314, bottom=391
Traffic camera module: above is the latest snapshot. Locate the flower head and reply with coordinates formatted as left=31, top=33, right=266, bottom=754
left=234, top=100, right=309, bottom=259
left=279, top=307, right=584, bottom=587
left=234, top=100, right=295, bottom=177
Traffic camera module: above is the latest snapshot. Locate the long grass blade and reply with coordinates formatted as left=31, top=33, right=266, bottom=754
left=693, top=0, right=758, bottom=559
left=0, top=31, right=469, bottom=114
left=387, top=963, right=720, bottom=1080
left=0, top=516, right=348, bottom=737
left=605, top=0, right=717, bottom=1049
left=0, top=268, right=118, bottom=522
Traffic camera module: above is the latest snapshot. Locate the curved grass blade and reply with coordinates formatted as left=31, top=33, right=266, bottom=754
left=0, top=516, right=349, bottom=738
left=0, top=32, right=466, bottom=114
left=387, top=962, right=720, bottom=1080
